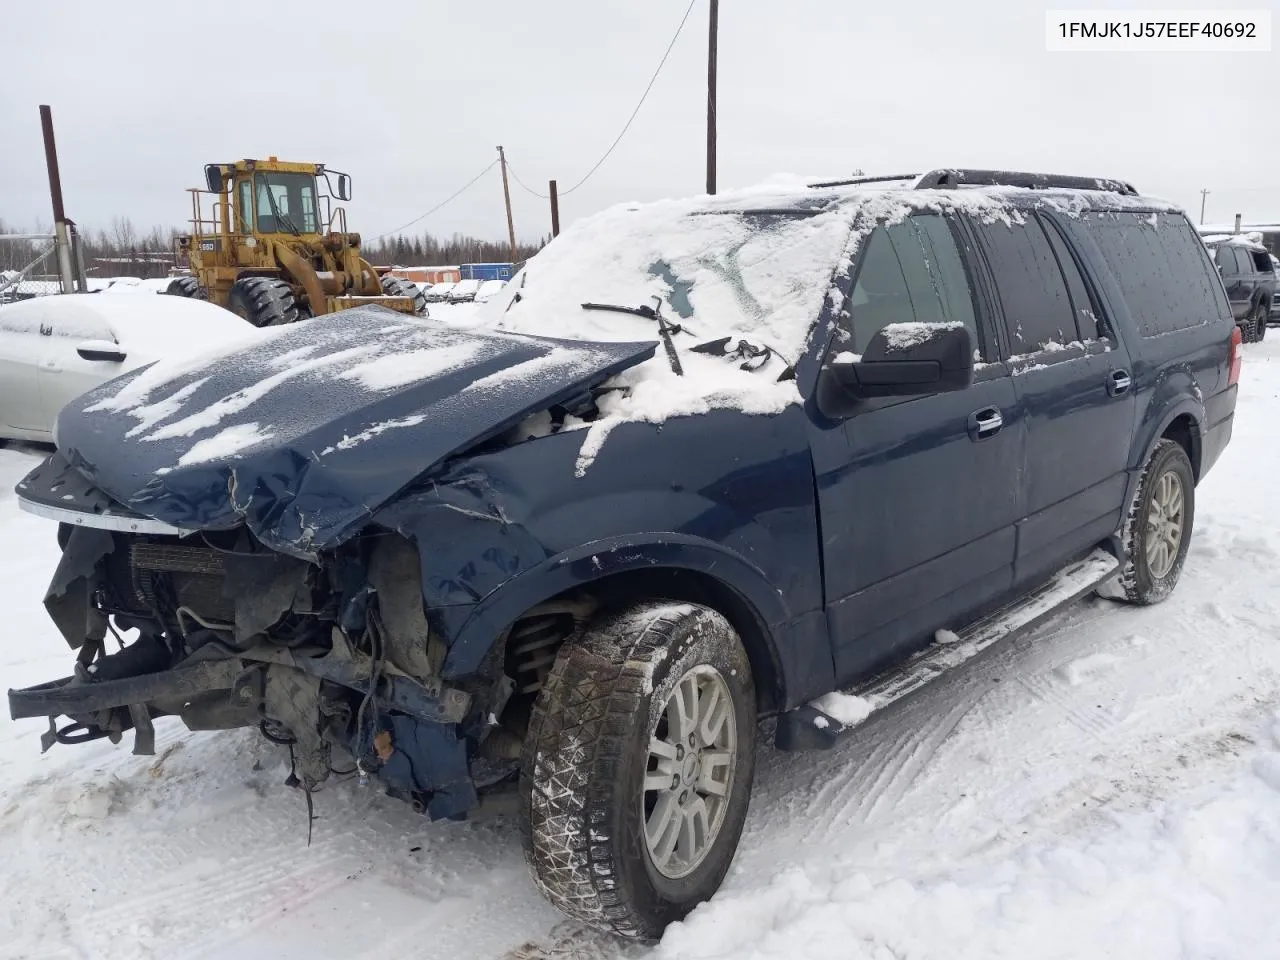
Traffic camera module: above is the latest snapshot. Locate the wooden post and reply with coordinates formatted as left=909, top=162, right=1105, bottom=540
left=549, top=180, right=560, bottom=238
left=40, top=105, right=76, bottom=293
left=706, top=0, right=719, bottom=195
left=497, top=145, right=518, bottom=263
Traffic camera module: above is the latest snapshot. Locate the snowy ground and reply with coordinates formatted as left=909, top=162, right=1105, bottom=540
left=2, top=338, right=1279, bottom=959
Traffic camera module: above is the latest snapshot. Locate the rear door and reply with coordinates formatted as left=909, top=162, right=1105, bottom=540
left=811, top=211, right=1025, bottom=685
left=1217, top=247, right=1250, bottom=320
left=36, top=310, right=119, bottom=428
left=0, top=303, right=49, bottom=435
left=968, top=211, right=1135, bottom=588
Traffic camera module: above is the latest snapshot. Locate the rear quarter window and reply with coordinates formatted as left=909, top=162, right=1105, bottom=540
left=1083, top=212, right=1230, bottom=336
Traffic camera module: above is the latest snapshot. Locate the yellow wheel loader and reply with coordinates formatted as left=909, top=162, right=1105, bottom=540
left=168, top=158, right=427, bottom=326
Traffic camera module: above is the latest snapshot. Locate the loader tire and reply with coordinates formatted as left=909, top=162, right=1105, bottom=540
left=380, top=275, right=430, bottom=318
left=226, top=277, right=303, bottom=327
left=164, top=276, right=207, bottom=300
left=520, top=600, right=755, bottom=942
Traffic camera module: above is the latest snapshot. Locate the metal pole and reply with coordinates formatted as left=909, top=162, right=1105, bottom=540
left=1234, top=213, right=1242, bottom=234
left=549, top=180, right=560, bottom=238
left=39, top=105, right=75, bottom=293
left=497, top=145, right=518, bottom=263
left=1199, top=189, right=1209, bottom=225
left=706, top=0, right=719, bottom=195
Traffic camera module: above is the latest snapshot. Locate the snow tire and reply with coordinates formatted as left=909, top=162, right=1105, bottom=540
left=164, top=276, right=207, bottom=300
left=519, top=600, right=755, bottom=942
left=1113, top=438, right=1195, bottom=605
left=226, top=277, right=303, bottom=327
left=380, top=275, right=430, bottom=317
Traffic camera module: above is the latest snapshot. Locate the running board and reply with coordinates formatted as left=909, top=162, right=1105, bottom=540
left=775, top=548, right=1121, bottom=751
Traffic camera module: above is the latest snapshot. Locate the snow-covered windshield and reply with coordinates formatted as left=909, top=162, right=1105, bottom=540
left=480, top=194, right=855, bottom=358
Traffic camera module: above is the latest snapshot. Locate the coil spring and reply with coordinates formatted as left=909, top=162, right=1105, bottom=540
left=509, top=614, right=571, bottom=695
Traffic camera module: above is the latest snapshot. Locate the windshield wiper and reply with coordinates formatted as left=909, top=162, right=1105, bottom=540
left=261, top=179, right=301, bottom=236
left=582, top=297, right=684, bottom=375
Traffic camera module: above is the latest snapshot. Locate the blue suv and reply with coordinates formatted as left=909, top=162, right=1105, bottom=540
left=9, top=169, right=1239, bottom=940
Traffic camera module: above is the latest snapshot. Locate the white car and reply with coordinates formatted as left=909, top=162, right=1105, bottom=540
left=474, top=279, right=507, bottom=303
left=0, top=294, right=258, bottom=444
left=447, top=279, right=483, bottom=303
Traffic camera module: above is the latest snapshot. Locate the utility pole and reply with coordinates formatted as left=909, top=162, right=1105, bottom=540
left=40, top=105, right=76, bottom=293
left=1199, top=188, right=1210, bottom=225
left=549, top=180, right=561, bottom=238
left=706, top=0, right=719, bottom=195
left=496, top=145, right=518, bottom=263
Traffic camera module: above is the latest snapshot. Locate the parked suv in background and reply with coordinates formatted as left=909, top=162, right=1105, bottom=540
left=1204, top=235, right=1275, bottom=342
left=10, top=169, right=1238, bottom=941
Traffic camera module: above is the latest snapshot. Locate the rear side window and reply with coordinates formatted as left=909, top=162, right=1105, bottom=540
left=971, top=217, right=1077, bottom=354
left=843, top=214, right=983, bottom=357
left=1084, top=212, right=1230, bottom=336
left=1215, top=246, right=1242, bottom=276
left=1041, top=218, right=1103, bottom=341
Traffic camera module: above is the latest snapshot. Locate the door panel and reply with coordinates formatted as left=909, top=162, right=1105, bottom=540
left=819, top=372, right=1023, bottom=682
left=36, top=313, right=116, bottom=429
left=969, top=212, right=1136, bottom=587
left=809, top=213, right=1023, bottom=687
left=0, top=330, right=46, bottom=433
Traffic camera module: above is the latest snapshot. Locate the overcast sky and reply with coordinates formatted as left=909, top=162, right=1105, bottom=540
left=1, top=0, right=1274, bottom=244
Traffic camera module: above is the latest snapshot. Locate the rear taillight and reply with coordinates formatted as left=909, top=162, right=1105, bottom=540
left=1228, top=325, right=1242, bottom=387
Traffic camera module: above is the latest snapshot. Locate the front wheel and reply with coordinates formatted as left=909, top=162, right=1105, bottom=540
left=226, top=277, right=303, bottom=327
left=1114, top=439, right=1195, bottom=604
left=519, top=600, right=756, bottom=941
left=380, top=275, right=430, bottom=318
left=1253, top=301, right=1268, bottom=342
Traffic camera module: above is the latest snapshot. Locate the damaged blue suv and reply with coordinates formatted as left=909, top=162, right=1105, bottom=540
left=10, top=169, right=1239, bottom=940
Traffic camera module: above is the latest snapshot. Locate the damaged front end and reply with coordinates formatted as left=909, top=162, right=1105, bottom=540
left=7, top=312, right=659, bottom=821
left=10, top=517, right=482, bottom=818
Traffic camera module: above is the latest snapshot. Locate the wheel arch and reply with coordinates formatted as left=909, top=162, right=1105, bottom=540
left=445, top=536, right=791, bottom=715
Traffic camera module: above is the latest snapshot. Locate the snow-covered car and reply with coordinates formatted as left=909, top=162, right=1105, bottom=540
left=423, top=281, right=456, bottom=302
left=473, top=279, right=506, bottom=303
left=9, top=169, right=1237, bottom=941
left=0, top=294, right=258, bottom=444
left=447, top=278, right=482, bottom=303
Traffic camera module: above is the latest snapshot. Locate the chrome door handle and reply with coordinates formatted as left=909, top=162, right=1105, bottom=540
left=1107, top=370, right=1132, bottom=396
left=967, top=407, right=1003, bottom=441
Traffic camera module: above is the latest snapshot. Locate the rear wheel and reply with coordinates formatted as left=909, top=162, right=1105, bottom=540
left=1253, top=301, right=1268, bottom=342
left=226, top=277, right=303, bottom=327
left=1113, top=439, right=1195, bottom=605
left=164, top=276, right=207, bottom=300
left=380, top=275, right=430, bottom=317
left=519, top=600, right=756, bottom=941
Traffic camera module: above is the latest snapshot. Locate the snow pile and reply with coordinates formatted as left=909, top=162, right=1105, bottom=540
left=810, top=692, right=876, bottom=727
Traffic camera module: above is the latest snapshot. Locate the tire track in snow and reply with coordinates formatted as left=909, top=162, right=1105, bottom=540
left=799, top=680, right=990, bottom=842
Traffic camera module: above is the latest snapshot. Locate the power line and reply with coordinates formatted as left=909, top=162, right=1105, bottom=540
left=370, top=159, right=500, bottom=241
left=507, top=163, right=550, bottom=199
left=518, top=0, right=699, bottom=199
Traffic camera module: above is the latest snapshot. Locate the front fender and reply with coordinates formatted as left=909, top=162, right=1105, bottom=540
left=442, top=533, right=791, bottom=677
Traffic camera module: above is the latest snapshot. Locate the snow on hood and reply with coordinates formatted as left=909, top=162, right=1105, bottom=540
left=56, top=307, right=655, bottom=554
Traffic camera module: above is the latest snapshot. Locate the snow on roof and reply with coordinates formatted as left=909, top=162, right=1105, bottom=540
left=1203, top=233, right=1267, bottom=250
left=470, top=177, right=1177, bottom=471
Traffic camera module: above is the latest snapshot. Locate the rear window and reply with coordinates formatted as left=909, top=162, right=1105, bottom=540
left=1083, top=212, right=1230, bottom=336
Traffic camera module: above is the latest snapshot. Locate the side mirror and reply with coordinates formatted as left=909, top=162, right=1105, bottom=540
left=817, top=323, right=973, bottom=418
left=336, top=174, right=351, bottom=201
left=204, top=164, right=224, bottom=193
left=77, top=340, right=127, bottom=363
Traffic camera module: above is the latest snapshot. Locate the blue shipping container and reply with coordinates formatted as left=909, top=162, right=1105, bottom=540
left=459, top=263, right=514, bottom=281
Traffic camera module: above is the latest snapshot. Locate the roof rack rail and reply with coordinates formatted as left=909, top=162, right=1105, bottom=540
left=915, top=169, right=1139, bottom=196
left=808, top=173, right=921, bottom=189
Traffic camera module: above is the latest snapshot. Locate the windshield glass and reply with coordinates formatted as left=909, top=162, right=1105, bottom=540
left=254, top=173, right=319, bottom=234
left=478, top=196, right=854, bottom=356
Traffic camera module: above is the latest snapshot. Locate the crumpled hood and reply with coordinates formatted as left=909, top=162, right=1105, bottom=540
left=55, top=307, right=656, bottom=555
